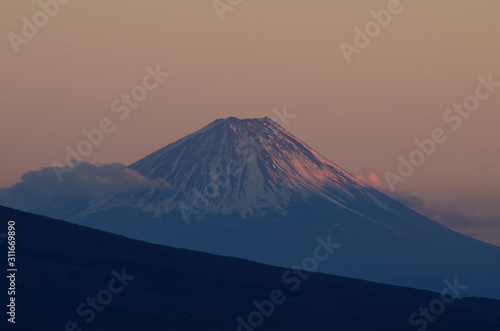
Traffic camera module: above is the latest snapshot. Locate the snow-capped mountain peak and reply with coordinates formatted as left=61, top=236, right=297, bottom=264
left=127, top=117, right=379, bottom=218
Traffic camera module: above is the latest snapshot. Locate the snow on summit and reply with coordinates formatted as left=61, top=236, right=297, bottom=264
left=127, top=117, right=381, bottom=218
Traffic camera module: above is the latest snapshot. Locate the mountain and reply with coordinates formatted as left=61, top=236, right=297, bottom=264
left=129, top=116, right=376, bottom=218
left=33, top=117, right=500, bottom=299
left=3, top=204, right=500, bottom=330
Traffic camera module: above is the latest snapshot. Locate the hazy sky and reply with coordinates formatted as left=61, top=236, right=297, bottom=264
left=1, top=1, right=499, bottom=244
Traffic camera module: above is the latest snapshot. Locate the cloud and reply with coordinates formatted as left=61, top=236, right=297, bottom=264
left=357, top=170, right=500, bottom=232
left=356, top=169, right=386, bottom=189
left=414, top=202, right=499, bottom=230
left=0, top=162, right=171, bottom=212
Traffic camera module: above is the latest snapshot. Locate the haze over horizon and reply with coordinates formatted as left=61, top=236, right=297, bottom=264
left=1, top=0, right=499, bottom=245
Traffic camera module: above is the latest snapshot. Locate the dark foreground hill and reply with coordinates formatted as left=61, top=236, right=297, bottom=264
left=1, top=204, right=500, bottom=330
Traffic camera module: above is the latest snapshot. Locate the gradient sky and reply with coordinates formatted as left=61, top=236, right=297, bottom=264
left=1, top=0, right=499, bottom=244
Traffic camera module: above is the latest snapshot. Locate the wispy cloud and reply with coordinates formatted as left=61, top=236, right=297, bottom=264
left=357, top=170, right=500, bottom=245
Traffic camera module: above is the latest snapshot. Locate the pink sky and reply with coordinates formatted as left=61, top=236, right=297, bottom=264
left=1, top=0, right=499, bottom=244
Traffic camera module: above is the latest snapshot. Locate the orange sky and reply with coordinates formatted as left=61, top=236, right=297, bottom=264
left=1, top=1, right=499, bottom=242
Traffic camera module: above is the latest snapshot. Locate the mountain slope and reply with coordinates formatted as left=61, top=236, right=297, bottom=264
left=32, top=117, right=500, bottom=299
left=3, top=204, right=500, bottom=330
left=128, top=116, right=410, bottom=221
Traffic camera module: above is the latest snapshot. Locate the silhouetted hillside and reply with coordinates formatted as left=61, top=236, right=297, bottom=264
left=1, top=205, right=500, bottom=330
